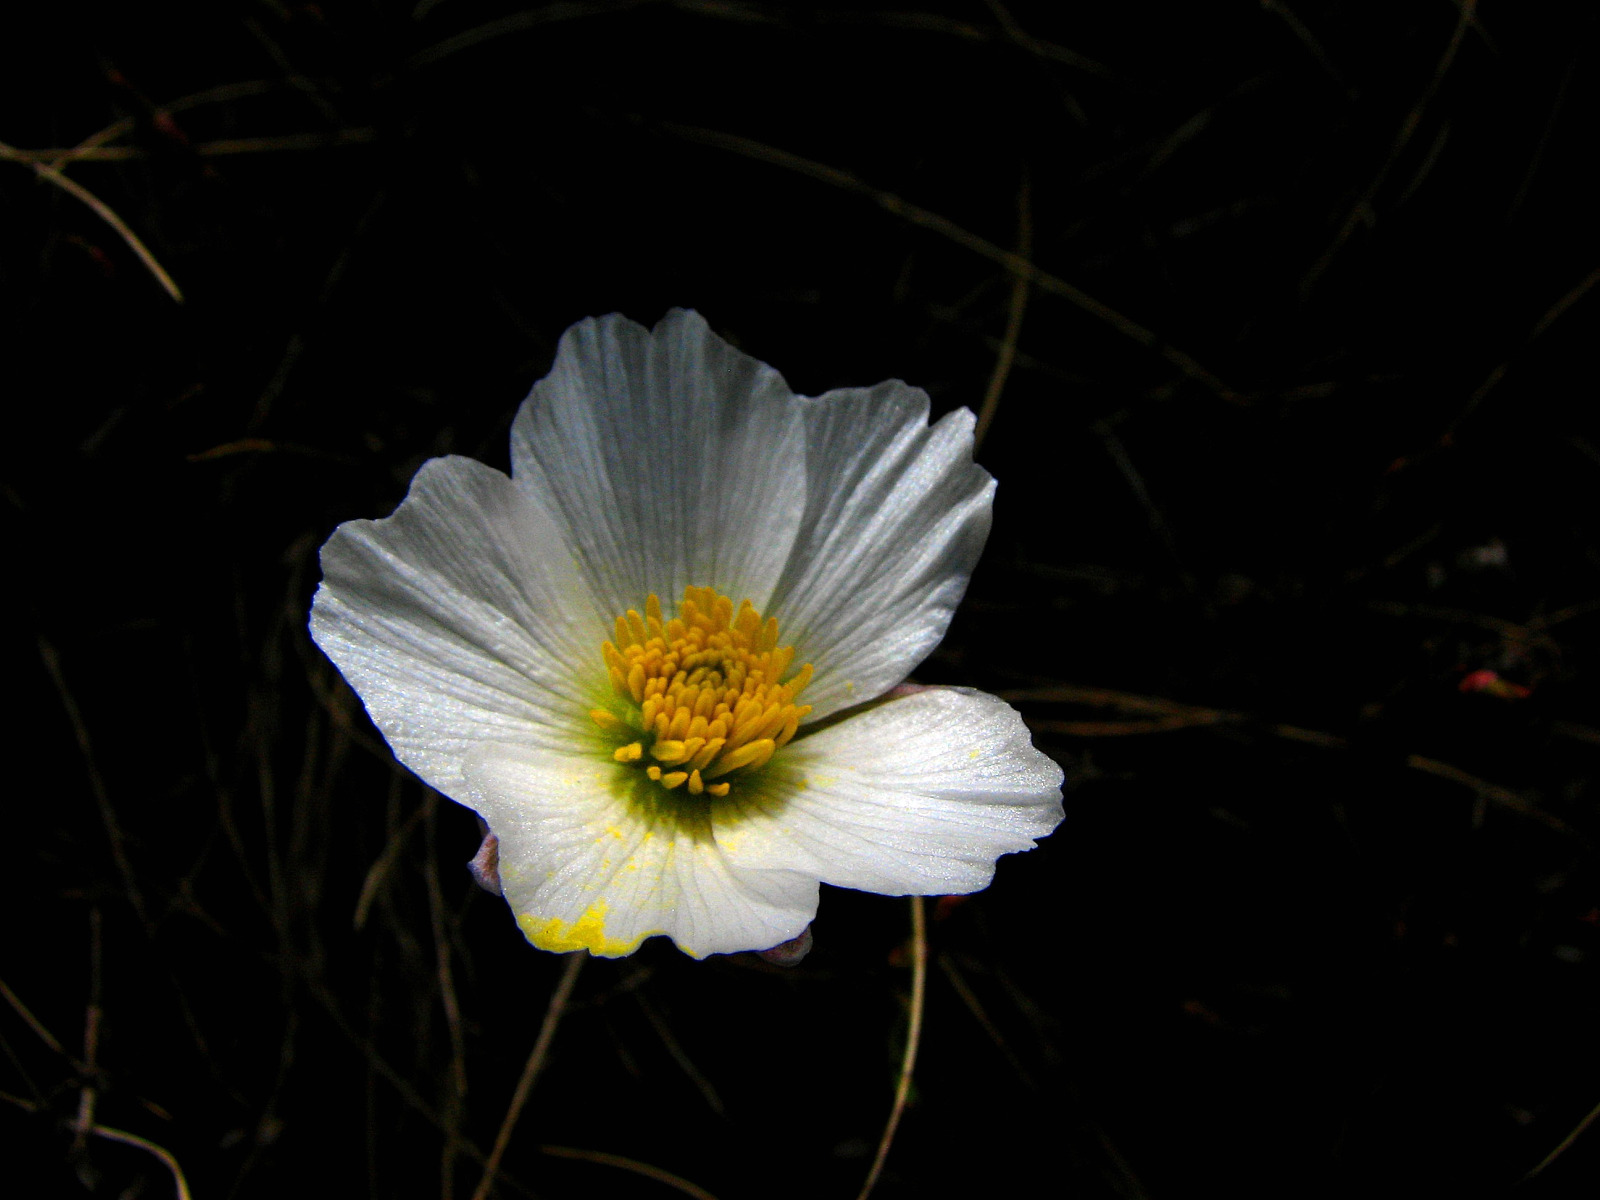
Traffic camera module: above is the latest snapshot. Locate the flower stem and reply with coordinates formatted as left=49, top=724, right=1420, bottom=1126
left=856, top=895, right=927, bottom=1200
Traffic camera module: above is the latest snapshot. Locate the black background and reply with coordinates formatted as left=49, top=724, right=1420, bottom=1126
left=5, top=2, right=1600, bottom=1197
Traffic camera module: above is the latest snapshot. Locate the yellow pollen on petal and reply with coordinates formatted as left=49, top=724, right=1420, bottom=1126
left=599, top=585, right=813, bottom=799
left=518, top=901, right=646, bottom=957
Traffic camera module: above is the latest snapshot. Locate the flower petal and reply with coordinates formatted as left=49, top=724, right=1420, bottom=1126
left=509, top=309, right=808, bottom=621
left=768, top=387, right=994, bottom=720
left=465, top=746, right=818, bottom=958
left=310, top=455, right=607, bottom=802
left=716, top=687, right=1063, bottom=895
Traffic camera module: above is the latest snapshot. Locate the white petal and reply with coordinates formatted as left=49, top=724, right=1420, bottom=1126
left=310, top=456, right=609, bottom=803
left=715, top=688, right=1063, bottom=895
left=465, top=746, right=818, bottom=958
left=509, top=310, right=808, bottom=621
left=768, top=388, right=994, bottom=720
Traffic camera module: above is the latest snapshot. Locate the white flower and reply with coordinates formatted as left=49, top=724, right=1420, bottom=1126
left=310, top=310, right=1064, bottom=958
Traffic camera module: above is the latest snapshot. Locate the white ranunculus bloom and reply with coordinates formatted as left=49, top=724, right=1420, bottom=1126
left=310, top=310, right=1064, bottom=958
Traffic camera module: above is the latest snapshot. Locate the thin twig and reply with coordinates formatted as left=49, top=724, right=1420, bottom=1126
left=88, top=1124, right=193, bottom=1200
left=856, top=895, right=927, bottom=1200
left=635, top=993, right=726, bottom=1115
left=1505, top=40, right=1578, bottom=221
left=1402, top=754, right=1546, bottom=823
left=37, top=637, right=149, bottom=923
left=0, top=142, right=184, bottom=303
left=51, top=119, right=136, bottom=166
left=1522, top=1094, right=1600, bottom=1181
left=424, top=796, right=468, bottom=1198
left=981, top=0, right=1116, bottom=78
left=0, top=976, right=67, bottom=1055
left=0, top=1092, right=192, bottom=1199
left=353, top=794, right=427, bottom=930
left=540, top=1144, right=722, bottom=1200
left=73, top=908, right=104, bottom=1149
left=470, top=952, right=586, bottom=1200
left=974, top=175, right=1032, bottom=452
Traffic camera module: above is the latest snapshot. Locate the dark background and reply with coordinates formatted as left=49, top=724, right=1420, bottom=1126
left=5, top=2, right=1600, bottom=1197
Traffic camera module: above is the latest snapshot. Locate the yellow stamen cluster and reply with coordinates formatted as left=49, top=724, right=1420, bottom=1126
left=591, top=586, right=814, bottom=798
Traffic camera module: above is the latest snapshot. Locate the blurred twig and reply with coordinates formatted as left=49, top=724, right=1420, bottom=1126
left=409, top=0, right=652, bottom=68
left=302, top=977, right=538, bottom=1196
left=1366, top=600, right=1528, bottom=640
left=856, top=895, right=927, bottom=1200
left=1299, top=0, right=1476, bottom=295
left=1010, top=683, right=1578, bottom=838
left=0, top=129, right=377, bottom=164
left=186, top=437, right=363, bottom=465
left=974, top=175, right=1032, bottom=452
left=1367, top=596, right=1600, bottom=654
left=410, top=0, right=1119, bottom=83
left=1457, top=262, right=1600, bottom=423
left=1552, top=721, right=1600, bottom=747
left=539, top=1144, right=722, bottom=1200
left=1259, top=0, right=1351, bottom=95
left=659, top=120, right=1240, bottom=402
left=470, top=952, right=586, bottom=1200
left=936, top=952, right=1036, bottom=1089
left=1093, top=417, right=1194, bottom=588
